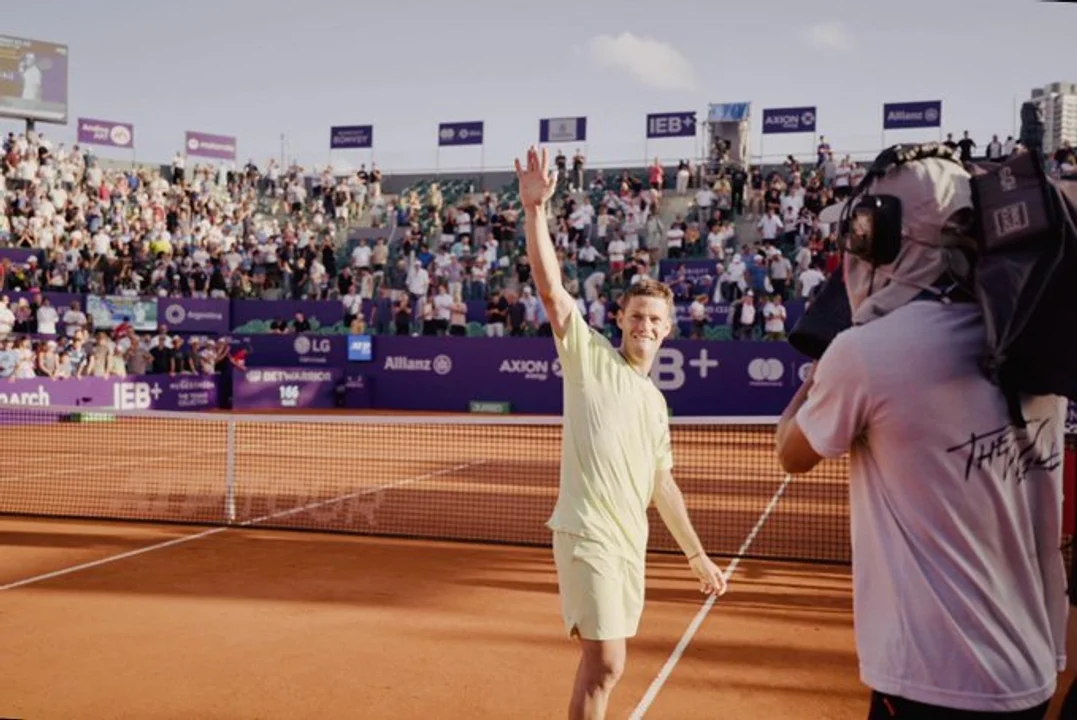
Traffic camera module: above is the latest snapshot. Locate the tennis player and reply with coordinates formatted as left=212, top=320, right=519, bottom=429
left=514, top=146, right=727, bottom=720
left=776, top=154, right=1068, bottom=718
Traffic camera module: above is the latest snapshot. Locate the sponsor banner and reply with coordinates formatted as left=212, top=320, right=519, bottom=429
left=347, top=334, right=373, bottom=361
left=86, top=295, right=158, bottom=332
left=185, top=130, right=237, bottom=160
left=241, top=334, right=348, bottom=367
left=330, top=124, right=373, bottom=149
left=646, top=111, right=697, bottom=139
left=707, top=103, right=751, bottom=123
left=357, top=337, right=811, bottom=416
left=158, top=297, right=229, bottom=334
left=438, top=121, right=484, bottom=147
left=232, top=366, right=344, bottom=410
left=762, top=106, right=816, bottom=135
left=77, top=117, right=134, bottom=148
left=0, top=35, right=69, bottom=124
left=230, top=299, right=346, bottom=334
left=0, top=374, right=219, bottom=410
left=883, top=100, right=942, bottom=130
left=0, top=247, right=42, bottom=264
left=539, top=116, right=587, bottom=143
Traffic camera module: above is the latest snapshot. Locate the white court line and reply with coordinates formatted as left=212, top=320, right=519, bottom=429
left=0, top=459, right=486, bottom=592
left=627, top=473, right=795, bottom=720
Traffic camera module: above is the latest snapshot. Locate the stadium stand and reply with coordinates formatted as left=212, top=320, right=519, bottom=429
left=1, top=127, right=1060, bottom=379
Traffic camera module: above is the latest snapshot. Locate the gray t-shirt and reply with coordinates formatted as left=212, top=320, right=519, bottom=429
left=797, top=300, right=1067, bottom=712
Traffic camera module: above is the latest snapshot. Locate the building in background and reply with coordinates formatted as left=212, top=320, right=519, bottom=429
left=1030, top=81, right=1077, bottom=156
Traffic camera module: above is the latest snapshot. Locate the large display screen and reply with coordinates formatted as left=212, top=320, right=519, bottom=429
left=0, top=35, right=68, bottom=124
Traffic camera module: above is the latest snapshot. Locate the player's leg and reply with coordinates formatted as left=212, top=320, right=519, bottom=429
left=569, top=637, right=626, bottom=720
left=553, top=534, right=645, bottom=719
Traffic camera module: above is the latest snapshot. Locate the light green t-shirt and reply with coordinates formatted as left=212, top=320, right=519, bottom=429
left=546, top=305, right=673, bottom=563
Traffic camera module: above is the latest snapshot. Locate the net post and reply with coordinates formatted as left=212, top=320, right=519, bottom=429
left=225, top=419, right=237, bottom=524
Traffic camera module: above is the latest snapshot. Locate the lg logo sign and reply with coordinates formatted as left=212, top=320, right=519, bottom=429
left=293, top=336, right=331, bottom=355
left=650, top=349, right=720, bottom=391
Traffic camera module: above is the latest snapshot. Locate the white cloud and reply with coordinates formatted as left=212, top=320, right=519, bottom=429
left=801, top=22, right=855, bottom=53
left=588, top=32, right=698, bottom=92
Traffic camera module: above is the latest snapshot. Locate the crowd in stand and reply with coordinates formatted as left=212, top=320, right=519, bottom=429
left=0, top=126, right=1062, bottom=379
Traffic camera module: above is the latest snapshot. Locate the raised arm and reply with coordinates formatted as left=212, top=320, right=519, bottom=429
left=515, top=146, right=576, bottom=339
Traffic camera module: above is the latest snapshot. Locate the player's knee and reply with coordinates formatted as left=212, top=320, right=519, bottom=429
left=581, top=645, right=625, bottom=692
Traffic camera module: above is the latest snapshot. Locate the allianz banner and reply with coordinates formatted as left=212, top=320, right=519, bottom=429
left=355, top=337, right=812, bottom=416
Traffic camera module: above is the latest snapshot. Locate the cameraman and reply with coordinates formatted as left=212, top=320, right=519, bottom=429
left=775, top=154, right=1068, bottom=719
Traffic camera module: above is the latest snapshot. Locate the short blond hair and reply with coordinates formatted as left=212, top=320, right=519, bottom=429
left=621, top=278, right=674, bottom=307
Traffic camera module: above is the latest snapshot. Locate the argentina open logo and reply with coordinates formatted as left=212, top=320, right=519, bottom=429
left=110, top=124, right=132, bottom=147
left=164, top=303, right=186, bottom=325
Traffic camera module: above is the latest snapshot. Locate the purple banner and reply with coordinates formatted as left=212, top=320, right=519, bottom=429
left=330, top=125, right=373, bottom=149
left=352, top=337, right=811, bottom=416
left=230, top=299, right=345, bottom=334
left=0, top=374, right=219, bottom=411
left=438, top=121, right=484, bottom=147
left=77, top=117, right=134, bottom=148
left=646, top=111, right=696, bottom=139
left=539, top=116, right=587, bottom=143
left=185, top=131, right=237, bottom=160
left=883, top=101, right=942, bottom=130
left=0, top=247, right=40, bottom=265
left=159, top=297, right=229, bottom=333
left=762, top=106, right=817, bottom=135
left=232, top=366, right=343, bottom=410
left=238, top=334, right=348, bottom=367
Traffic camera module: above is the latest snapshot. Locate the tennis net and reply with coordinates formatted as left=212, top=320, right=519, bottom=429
left=0, top=406, right=854, bottom=564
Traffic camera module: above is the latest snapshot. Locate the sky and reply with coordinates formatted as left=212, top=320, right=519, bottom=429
left=2, top=0, right=1075, bottom=175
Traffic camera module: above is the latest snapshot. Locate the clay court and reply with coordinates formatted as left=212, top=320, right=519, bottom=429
left=1, top=410, right=1075, bottom=719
